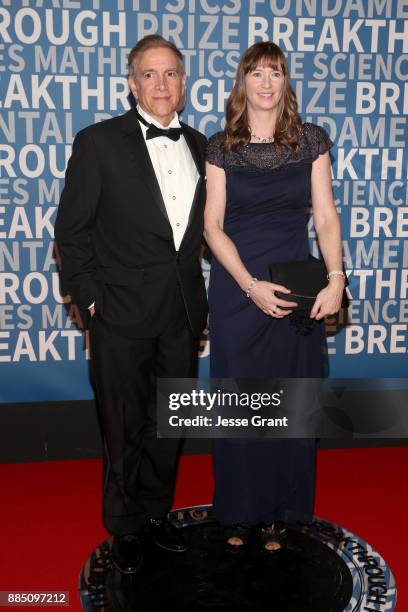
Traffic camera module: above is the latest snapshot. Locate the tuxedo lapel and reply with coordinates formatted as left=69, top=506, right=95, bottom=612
left=120, top=110, right=171, bottom=227
left=181, top=124, right=205, bottom=244
left=182, top=126, right=205, bottom=179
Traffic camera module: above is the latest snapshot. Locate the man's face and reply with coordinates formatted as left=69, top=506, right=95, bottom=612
left=128, top=47, right=186, bottom=127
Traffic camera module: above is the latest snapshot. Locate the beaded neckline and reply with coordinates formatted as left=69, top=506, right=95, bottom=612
left=206, top=123, right=333, bottom=173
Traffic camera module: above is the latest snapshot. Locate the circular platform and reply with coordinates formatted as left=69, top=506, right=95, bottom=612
left=79, top=506, right=396, bottom=611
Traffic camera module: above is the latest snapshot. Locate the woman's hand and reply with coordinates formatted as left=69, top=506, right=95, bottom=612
left=249, top=281, right=299, bottom=318
left=310, top=277, right=345, bottom=320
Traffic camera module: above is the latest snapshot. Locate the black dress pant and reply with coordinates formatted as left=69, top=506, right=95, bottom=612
left=90, top=286, right=197, bottom=536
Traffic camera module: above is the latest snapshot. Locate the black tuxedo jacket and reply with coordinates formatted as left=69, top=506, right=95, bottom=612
left=55, top=109, right=208, bottom=338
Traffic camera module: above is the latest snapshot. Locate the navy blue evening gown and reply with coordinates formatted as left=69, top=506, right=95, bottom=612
left=206, top=123, right=333, bottom=527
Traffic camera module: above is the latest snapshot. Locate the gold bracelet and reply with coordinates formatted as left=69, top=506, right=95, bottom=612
left=246, top=277, right=258, bottom=298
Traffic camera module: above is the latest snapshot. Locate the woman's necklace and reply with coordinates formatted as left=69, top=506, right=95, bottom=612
left=250, top=129, right=274, bottom=143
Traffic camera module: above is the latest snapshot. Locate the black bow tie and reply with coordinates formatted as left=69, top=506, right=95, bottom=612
left=135, top=108, right=182, bottom=142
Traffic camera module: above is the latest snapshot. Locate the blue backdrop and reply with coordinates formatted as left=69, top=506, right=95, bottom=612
left=0, top=1, right=407, bottom=402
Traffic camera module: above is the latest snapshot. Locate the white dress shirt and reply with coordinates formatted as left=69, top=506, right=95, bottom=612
left=137, top=105, right=199, bottom=251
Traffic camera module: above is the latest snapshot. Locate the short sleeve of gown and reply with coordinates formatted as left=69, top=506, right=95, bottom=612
left=303, top=123, right=334, bottom=161
left=206, top=132, right=225, bottom=169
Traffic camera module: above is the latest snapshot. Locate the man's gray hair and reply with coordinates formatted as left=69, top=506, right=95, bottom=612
left=128, top=35, right=185, bottom=77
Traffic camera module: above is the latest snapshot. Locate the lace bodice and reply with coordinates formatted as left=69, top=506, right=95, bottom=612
left=206, top=123, right=333, bottom=172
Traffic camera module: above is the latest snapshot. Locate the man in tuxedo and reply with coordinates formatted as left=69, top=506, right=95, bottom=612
left=55, top=35, right=207, bottom=574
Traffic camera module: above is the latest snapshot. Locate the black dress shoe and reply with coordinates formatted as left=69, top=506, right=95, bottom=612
left=111, top=534, right=142, bottom=574
left=145, top=518, right=188, bottom=552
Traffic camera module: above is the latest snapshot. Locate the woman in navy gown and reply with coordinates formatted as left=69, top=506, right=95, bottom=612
left=204, top=42, right=345, bottom=551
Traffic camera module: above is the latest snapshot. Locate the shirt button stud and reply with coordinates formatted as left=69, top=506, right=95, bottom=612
left=172, top=196, right=176, bottom=200
left=168, top=170, right=172, bottom=174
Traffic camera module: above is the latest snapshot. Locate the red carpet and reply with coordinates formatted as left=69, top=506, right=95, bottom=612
left=0, top=447, right=406, bottom=611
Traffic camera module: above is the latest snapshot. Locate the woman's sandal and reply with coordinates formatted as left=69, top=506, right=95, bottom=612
left=225, top=525, right=252, bottom=551
left=260, top=522, right=287, bottom=552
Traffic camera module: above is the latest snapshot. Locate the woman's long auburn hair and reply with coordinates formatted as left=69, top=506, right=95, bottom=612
left=222, top=41, right=302, bottom=152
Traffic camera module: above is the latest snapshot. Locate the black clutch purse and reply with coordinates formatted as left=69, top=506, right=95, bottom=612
left=269, top=255, right=328, bottom=334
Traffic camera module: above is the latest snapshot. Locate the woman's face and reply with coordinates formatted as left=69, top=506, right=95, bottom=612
left=244, top=62, right=285, bottom=115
